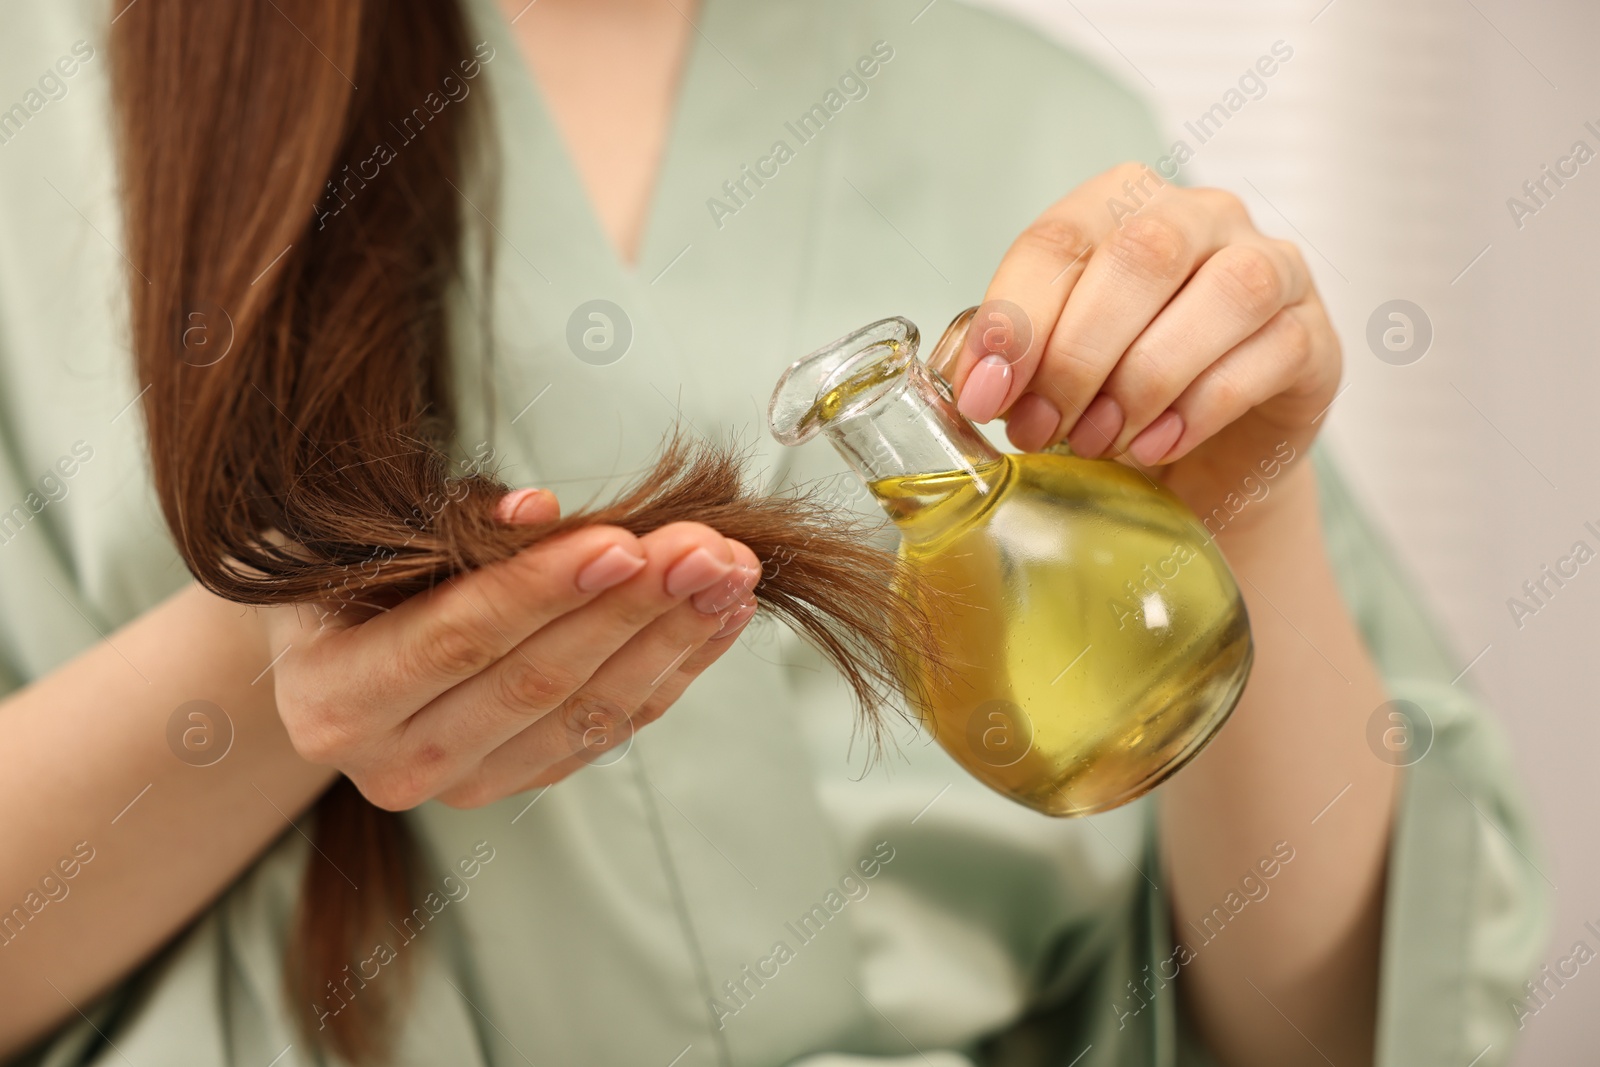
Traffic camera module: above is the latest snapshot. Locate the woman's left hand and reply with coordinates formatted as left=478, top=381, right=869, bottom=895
left=951, top=166, right=1394, bottom=1067
left=945, top=161, right=1340, bottom=527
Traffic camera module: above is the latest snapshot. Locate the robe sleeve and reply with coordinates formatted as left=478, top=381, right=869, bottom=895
left=1308, top=447, right=1550, bottom=1064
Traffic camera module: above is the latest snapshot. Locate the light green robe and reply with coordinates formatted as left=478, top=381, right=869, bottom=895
left=0, top=0, right=1547, bottom=1064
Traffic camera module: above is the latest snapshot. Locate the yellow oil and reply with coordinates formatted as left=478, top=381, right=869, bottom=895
left=872, top=453, right=1251, bottom=817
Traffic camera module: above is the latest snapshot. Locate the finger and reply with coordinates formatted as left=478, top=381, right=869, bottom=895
left=494, top=487, right=561, bottom=525
left=623, top=538, right=763, bottom=722
left=946, top=164, right=1171, bottom=422
left=401, top=523, right=749, bottom=771
left=1030, top=188, right=1251, bottom=450
left=290, top=522, right=650, bottom=744
left=496, top=589, right=760, bottom=797
left=436, top=541, right=762, bottom=806
left=1064, top=237, right=1309, bottom=457
left=1137, top=300, right=1333, bottom=466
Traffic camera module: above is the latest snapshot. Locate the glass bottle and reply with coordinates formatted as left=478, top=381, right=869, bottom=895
left=768, top=309, right=1253, bottom=817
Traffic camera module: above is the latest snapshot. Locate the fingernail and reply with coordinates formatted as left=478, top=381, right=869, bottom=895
left=1067, top=394, right=1124, bottom=460
left=1004, top=394, right=1061, bottom=453
left=957, top=354, right=1013, bottom=423
left=495, top=487, right=550, bottom=524
left=665, top=547, right=735, bottom=597
left=576, top=544, right=646, bottom=592
left=693, top=561, right=760, bottom=615
left=711, top=599, right=757, bottom=639
left=1128, top=410, right=1185, bottom=466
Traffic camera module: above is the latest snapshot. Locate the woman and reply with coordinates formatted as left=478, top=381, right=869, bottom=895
left=0, top=0, right=1546, bottom=1064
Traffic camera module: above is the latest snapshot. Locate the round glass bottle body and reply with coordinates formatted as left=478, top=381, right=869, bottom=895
left=769, top=313, right=1252, bottom=816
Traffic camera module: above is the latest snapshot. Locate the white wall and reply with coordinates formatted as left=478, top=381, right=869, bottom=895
left=967, top=0, right=1600, bottom=1061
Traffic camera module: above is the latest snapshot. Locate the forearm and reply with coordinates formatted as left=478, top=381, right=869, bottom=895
left=0, top=584, right=334, bottom=1057
left=1158, top=462, right=1399, bottom=1067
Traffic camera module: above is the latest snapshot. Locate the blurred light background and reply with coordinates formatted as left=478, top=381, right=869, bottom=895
left=972, top=0, right=1600, bottom=1060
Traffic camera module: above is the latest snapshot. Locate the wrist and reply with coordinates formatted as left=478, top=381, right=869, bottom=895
left=1207, top=459, right=1323, bottom=565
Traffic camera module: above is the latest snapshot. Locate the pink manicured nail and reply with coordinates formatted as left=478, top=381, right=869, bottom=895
left=711, top=599, right=757, bottom=639
left=576, top=544, right=646, bottom=592
left=693, top=581, right=742, bottom=615
left=1067, top=394, right=1124, bottom=459
left=495, top=488, right=550, bottom=524
left=1128, top=410, right=1185, bottom=466
left=1005, top=394, right=1061, bottom=453
left=665, top=547, right=735, bottom=597
left=957, top=354, right=1013, bottom=423
left=693, top=561, right=760, bottom=615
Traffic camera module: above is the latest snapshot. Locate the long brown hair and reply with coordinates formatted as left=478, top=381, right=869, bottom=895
left=110, top=1, right=933, bottom=1060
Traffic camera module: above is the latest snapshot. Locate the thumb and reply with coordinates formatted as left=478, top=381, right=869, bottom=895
left=493, top=487, right=560, bottom=525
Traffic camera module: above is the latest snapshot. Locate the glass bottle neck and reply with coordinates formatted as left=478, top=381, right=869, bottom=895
left=824, top=357, right=1002, bottom=488
left=769, top=314, right=1007, bottom=536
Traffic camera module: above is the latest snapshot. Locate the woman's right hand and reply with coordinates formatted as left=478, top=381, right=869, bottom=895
left=265, top=490, right=759, bottom=810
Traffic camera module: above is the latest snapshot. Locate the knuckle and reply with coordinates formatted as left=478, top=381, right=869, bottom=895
left=367, top=741, right=455, bottom=809
left=1111, top=357, right=1173, bottom=418
left=1205, top=364, right=1247, bottom=415
left=1272, top=237, right=1306, bottom=270
left=279, top=699, right=355, bottom=766
left=1043, top=331, right=1110, bottom=384
left=411, top=613, right=499, bottom=680
left=558, top=692, right=632, bottom=756
left=1107, top=214, right=1190, bottom=282
left=631, top=699, right=670, bottom=730
left=1274, top=308, right=1315, bottom=362
left=1273, top=239, right=1311, bottom=294
left=495, top=653, right=574, bottom=713
left=1214, top=246, right=1284, bottom=319
left=282, top=721, right=339, bottom=766
left=1015, top=215, right=1094, bottom=263
left=1196, top=186, right=1249, bottom=222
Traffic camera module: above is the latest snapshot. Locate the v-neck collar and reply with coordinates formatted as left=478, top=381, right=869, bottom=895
left=476, top=0, right=709, bottom=280
left=459, top=0, right=864, bottom=496
left=470, top=0, right=859, bottom=291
